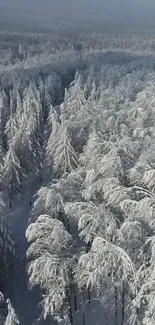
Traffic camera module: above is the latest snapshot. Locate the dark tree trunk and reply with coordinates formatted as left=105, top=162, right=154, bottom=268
left=82, top=312, right=85, bottom=325
left=114, top=286, right=118, bottom=325
left=39, top=174, right=42, bottom=183
left=68, top=303, right=73, bottom=325
left=86, top=241, right=91, bottom=253
left=136, top=307, right=139, bottom=325
left=67, top=292, right=73, bottom=325
left=88, top=287, right=91, bottom=304
left=74, top=294, right=77, bottom=312
left=67, top=218, right=70, bottom=233
left=104, top=310, right=109, bottom=325
left=120, top=281, right=125, bottom=325
left=9, top=201, right=12, bottom=209
left=59, top=210, right=65, bottom=226
left=81, top=289, right=86, bottom=325
left=99, top=282, right=109, bottom=325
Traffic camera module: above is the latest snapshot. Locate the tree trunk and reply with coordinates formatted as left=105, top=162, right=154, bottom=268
left=99, top=282, right=109, bottom=325
left=88, top=287, right=91, bottom=304
left=67, top=292, right=73, bottom=325
left=68, top=300, right=73, bottom=325
left=120, top=281, right=125, bottom=325
left=114, top=286, right=118, bottom=325
left=82, top=312, right=85, bottom=325
left=104, top=310, right=109, bottom=325
left=86, top=241, right=91, bottom=253
left=39, top=174, right=42, bottom=183
left=74, top=294, right=77, bottom=312
left=9, top=201, right=12, bottom=209
left=67, top=218, right=70, bottom=233
left=136, top=307, right=139, bottom=325
left=59, top=211, right=65, bottom=226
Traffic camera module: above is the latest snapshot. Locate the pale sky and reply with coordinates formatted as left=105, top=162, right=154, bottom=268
left=0, top=0, right=155, bottom=25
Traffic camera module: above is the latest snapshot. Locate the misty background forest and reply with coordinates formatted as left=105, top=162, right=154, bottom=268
left=1, top=3, right=155, bottom=325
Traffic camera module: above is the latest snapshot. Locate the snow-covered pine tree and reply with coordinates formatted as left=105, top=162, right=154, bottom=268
left=46, top=120, right=78, bottom=176
left=5, top=114, right=19, bottom=146
left=12, top=129, right=34, bottom=174
left=0, top=193, right=17, bottom=293
left=4, top=299, right=19, bottom=325
left=26, top=215, right=75, bottom=324
left=62, top=71, right=86, bottom=119
left=3, top=145, right=26, bottom=201
left=0, top=91, right=9, bottom=150
left=65, top=201, right=118, bottom=245
left=117, top=220, right=148, bottom=267
left=75, top=237, right=136, bottom=325
left=31, top=186, right=64, bottom=222
left=53, top=171, right=84, bottom=203
left=0, top=293, right=7, bottom=325
left=45, top=108, right=58, bottom=171
left=79, top=129, right=105, bottom=168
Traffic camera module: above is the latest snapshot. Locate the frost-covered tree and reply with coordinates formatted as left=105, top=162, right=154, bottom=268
left=4, top=114, right=19, bottom=146
left=52, top=171, right=84, bottom=203
left=126, top=234, right=155, bottom=325
left=4, top=299, right=19, bottom=325
left=142, top=169, right=155, bottom=193
left=79, top=130, right=107, bottom=169
left=0, top=293, right=7, bottom=325
left=46, top=121, right=78, bottom=176
left=75, top=237, right=136, bottom=325
left=31, top=186, right=64, bottom=222
left=117, top=220, right=148, bottom=267
left=81, top=147, right=124, bottom=202
left=0, top=193, right=17, bottom=293
left=26, top=215, right=75, bottom=324
left=62, top=71, right=86, bottom=119
left=65, top=201, right=119, bottom=245
left=3, top=145, right=26, bottom=201
left=21, top=85, right=44, bottom=178
left=45, top=110, right=59, bottom=170
left=120, top=197, right=155, bottom=232
left=0, top=91, right=9, bottom=150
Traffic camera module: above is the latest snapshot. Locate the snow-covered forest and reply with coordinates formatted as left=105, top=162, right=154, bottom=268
left=1, top=7, right=155, bottom=325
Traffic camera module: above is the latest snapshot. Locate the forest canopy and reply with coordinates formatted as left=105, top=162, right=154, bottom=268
left=0, top=7, right=155, bottom=325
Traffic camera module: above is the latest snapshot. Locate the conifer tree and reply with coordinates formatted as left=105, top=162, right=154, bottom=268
left=4, top=300, right=19, bottom=325
left=3, top=145, right=26, bottom=201
left=26, top=215, right=75, bottom=323
left=46, top=121, right=78, bottom=176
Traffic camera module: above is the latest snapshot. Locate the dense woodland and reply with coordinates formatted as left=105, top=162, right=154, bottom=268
left=1, top=8, right=155, bottom=325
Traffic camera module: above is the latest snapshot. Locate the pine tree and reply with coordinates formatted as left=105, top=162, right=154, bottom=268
left=46, top=121, right=78, bottom=176
left=5, top=300, right=19, bottom=325
left=75, top=237, right=136, bottom=325
left=0, top=293, right=7, bottom=325
left=0, top=91, right=9, bottom=150
left=3, top=145, right=26, bottom=200
left=31, top=186, right=64, bottom=221
left=0, top=193, right=17, bottom=292
left=5, top=114, right=19, bottom=146
left=26, top=215, right=75, bottom=323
